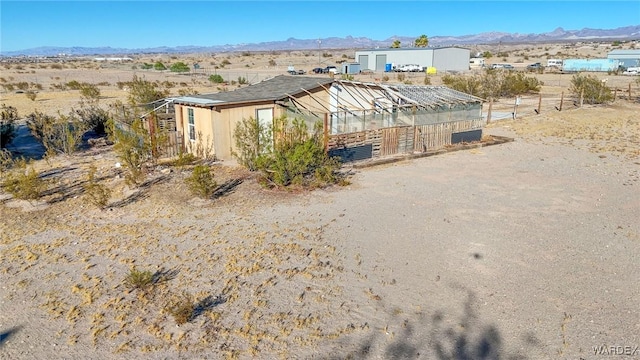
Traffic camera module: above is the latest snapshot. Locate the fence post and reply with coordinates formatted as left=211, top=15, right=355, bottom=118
left=537, top=93, right=542, bottom=114
left=580, top=88, right=584, bottom=107
left=629, top=83, right=632, bottom=101
left=486, top=98, right=493, bottom=123
left=559, top=91, right=564, bottom=111
left=613, top=88, right=617, bottom=102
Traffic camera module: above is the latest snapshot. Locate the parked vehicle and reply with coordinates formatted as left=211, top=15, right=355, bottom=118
left=526, top=63, right=543, bottom=71
left=547, top=59, right=563, bottom=68
left=491, top=63, right=514, bottom=70
left=312, top=67, right=324, bottom=74
left=395, top=64, right=422, bottom=72
left=622, top=67, right=639, bottom=75
left=323, top=66, right=339, bottom=74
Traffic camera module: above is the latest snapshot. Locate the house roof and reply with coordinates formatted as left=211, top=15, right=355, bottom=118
left=173, top=75, right=335, bottom=107
left=607, top=49, right=640, bottom=56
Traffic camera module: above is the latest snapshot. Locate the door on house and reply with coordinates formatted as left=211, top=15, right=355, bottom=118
left=256, top=108, right=274, bottom=149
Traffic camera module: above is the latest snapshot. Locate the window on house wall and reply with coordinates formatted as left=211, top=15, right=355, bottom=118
left=188, top=108, right=195, bottom=141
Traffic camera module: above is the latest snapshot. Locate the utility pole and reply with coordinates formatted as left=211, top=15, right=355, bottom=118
left=318, top=39, right=321, bottom=66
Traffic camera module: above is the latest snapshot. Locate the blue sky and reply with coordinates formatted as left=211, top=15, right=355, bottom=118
left=1, top=1, right=639, bottom=52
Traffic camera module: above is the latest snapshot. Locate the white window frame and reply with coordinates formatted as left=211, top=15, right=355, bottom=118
left=187, top=108, right=195, bottom=141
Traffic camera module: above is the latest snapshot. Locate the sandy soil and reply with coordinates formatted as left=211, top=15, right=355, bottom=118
left=1, top=44, right=639, bottom=359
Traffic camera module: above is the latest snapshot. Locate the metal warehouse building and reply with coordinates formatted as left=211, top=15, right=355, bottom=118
left=354, top=47, right=470, bottom=73
left=607, top=49, right=640, bottom=68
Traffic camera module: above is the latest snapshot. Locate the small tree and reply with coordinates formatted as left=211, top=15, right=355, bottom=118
left=154, top=61, right=167, bottom=71
left=414, top=34, right=429, bottom=48
left=569, top=74, right=613, bottom=104
left=391, top=40, right=401, bottom=49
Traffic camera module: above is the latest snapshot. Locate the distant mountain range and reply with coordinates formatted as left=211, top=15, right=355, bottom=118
left=2, top=25, right=639, bottom=57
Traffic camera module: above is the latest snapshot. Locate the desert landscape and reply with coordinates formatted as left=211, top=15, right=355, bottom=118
left=1, top=42, right=640, bottom=359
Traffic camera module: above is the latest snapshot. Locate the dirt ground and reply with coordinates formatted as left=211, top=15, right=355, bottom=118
left=1, top=43, right=639, bottom=359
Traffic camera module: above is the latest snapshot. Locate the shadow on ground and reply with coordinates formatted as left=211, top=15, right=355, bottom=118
left=326, top=288, right=537, bottom=360
left=0, top=326, right=22, bottom=347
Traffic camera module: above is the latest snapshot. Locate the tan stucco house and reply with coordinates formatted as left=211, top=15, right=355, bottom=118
left=172, top=75, right=335, bottom=161
left=171, top=75, right=485, bottom=162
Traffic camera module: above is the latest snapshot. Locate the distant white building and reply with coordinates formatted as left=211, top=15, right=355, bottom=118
left=607, top=49, right=640, bottom=69
left=354, top=47, right=470, bottom=72
left=94, top=57, right=133, bottom=62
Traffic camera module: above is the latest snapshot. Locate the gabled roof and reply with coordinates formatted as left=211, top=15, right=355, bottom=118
left=173, top=75, right=335, bottom=107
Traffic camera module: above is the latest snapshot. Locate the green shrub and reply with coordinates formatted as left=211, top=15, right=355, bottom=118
left=169, top=62, right=190, bottom=72
left=27, top=111, right=87, bottom=155
left=1, top=160, right=46, bottom=200
left=107, top=118, right=149, bottom=186
left=253, top=117, right=341, bottom=188
left=83, top=165, right=111, bottom=209
left=442, top=69, right=541, bottom=99
left=185, top=164, right=217, bottom=198
left=165, top=292, right=196, bottom=325
left=208, top=74, right=224, bottom=84
left=153, top=61, right=166, bottom=71
left=124, top=267, right=154, bottom=291
left=569, top=74, right=613, bottom=104
left=233, top=117, right=272, bottom=171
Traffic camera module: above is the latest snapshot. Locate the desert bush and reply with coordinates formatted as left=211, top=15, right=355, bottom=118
left=125, top=75, right=168, bottom=106
left=2, top=83, right=15, bottom=92
left=253, top=117, right=341, bottom=188
left=165, top=292, right=196, bottom=325
left=66, top=80, right=82, bottom=90
left=442, top=69, right=540, bottom=99
left=423, top=75, right=432, bottom=85
left=27, top=111, right=87, bottom=155
left=141, top=63, right=153, bottom=70
left=169, top=62, right=190, bottom=72
left=341, top=74, right=354, bottom=81
left=233, top=117, right=272, bottom=171
left=237, top=76, right=248, bottom=85
left=171, top=151, right=197, bottom=167
left=208, top=74, right=224, bottom=84
left=16, top=82, right=29, bottom=91
left=25, top=91, right=37, bottom=101
left=221, top=59, right=231, bottom=66
left=1, top=104, right=19, bottom=148
left=396, top=73, right=405, bottom=82
left=124, top=267, right=154, bottom=291
left=153, top=61, right=166, bottom=71
left=185, top=164, right=217, bottom=198
left=79, top=83, right=100, bottom=101
left=107, top=118, right=149, bottom=185
left=83, top=165, right=111, bottom=209
left=0, top=148, right=15, bottom=171
left=1, top=159, right=46, bottom=200
left=268, top=59, right=277, bottom=66
left=569, top=74, right=613, bottom=104
left=50, top=63, right=63, bottom=70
